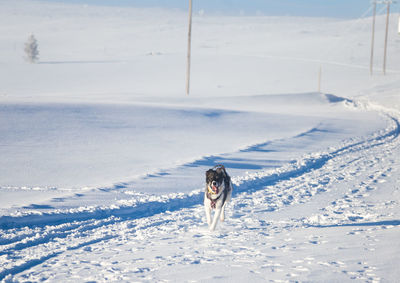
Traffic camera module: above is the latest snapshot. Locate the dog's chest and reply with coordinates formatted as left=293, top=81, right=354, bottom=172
left=205, top=190, right=224, bottom=209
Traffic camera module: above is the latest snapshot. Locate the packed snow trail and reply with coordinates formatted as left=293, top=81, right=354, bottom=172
left=0, top=101, right=399, bottom=281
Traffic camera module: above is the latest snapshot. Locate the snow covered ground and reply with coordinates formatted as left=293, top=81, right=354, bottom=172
left=1, top=0, right=400, bottom=281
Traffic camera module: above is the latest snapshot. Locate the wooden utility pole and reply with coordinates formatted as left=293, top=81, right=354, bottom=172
left=186, top=0, right=193, bottom=95
left=370, top=1, right=394, bottom=76
left=370, top=1, right=377, bottom=75
left=383, top=1, right=391, bottom=75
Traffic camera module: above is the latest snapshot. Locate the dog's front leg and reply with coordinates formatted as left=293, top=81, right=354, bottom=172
left=220, top=203, right=226, bottom=222
left=205, top=205, right=212, bottom=226
left=210, top=208, right=222, bottom=231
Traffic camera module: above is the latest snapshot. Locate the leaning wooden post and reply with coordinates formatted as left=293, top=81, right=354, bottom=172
left=186, top=0, right=193, bottom=96
left=318, top=64, right=322, bottom=93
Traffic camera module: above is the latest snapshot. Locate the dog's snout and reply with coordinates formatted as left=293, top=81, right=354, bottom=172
left=212, top=181, right=217, bottom=186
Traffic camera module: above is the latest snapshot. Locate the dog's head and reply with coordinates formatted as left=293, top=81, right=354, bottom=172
left=206, top=167, right=225, bottom=195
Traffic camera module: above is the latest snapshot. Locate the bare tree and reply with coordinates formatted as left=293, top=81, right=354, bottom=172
left=24, top=34, right=39, bottom=63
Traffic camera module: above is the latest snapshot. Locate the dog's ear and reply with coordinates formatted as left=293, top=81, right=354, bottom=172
left=206, top=169, right=214, bottom=182
left=216, top=167, right=226, bottom=177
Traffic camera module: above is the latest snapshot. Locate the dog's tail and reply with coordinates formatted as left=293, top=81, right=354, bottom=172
left=213, top=164, right=225, bottom=170
left=213, top=164, right=226, bottom=175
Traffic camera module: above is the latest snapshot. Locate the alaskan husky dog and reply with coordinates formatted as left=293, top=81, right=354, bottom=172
left=204, top=165, right=233, bottom=231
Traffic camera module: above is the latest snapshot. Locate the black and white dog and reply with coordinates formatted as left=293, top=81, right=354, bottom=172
left=204, top=165, right=233, bottom=231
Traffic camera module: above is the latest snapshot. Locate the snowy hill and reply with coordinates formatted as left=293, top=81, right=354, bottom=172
left=0, top=0, right=399, bottom=281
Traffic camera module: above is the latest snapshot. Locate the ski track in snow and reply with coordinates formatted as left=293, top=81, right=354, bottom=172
left=1, top=101, right=400, bottom=281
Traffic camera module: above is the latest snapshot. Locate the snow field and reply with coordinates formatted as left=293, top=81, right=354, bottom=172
left=1, top=104, right=399, bottom=281
left=1, top=0, right=400, bottom=281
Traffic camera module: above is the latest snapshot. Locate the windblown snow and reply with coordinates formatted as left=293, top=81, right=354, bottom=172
left=0, top=0, right=400, bottom=282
